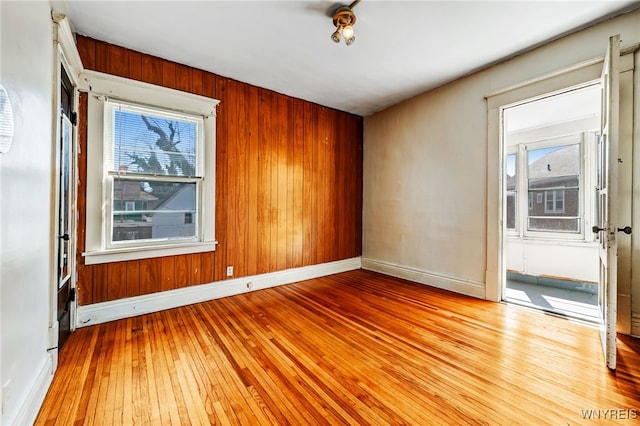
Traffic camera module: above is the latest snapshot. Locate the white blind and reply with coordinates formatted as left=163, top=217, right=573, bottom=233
left=105, top=100, right=202, bottom=177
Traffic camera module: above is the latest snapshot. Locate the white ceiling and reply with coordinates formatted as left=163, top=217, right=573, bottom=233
left=59, top=0, right=640, bottom=116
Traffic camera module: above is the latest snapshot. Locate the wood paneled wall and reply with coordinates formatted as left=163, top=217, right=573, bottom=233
left=75, top=35, right=363, bottom=306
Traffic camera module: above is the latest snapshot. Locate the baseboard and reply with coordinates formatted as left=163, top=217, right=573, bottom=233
left=361, top=258, right=485, bottom=299
left=632, top=313, right=640, bottom=338
left=77, top=257, right=362, bottom=327
left=5, top=355, right=53, bottom=426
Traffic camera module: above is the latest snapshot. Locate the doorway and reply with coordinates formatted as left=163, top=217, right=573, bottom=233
left=502, top=84, right=602, bottom=322
left=56, top=66, right=75, bottom=350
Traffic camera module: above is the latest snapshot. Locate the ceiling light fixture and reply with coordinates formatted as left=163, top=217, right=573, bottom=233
left=331, top=0, right=360, bottom=46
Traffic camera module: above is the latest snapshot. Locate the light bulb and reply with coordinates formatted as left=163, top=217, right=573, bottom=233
left=345, top=35, right=355, bottom=46
left=331, top=29, right=341, bottom=43
left=342, top=25, right=354, bottom=40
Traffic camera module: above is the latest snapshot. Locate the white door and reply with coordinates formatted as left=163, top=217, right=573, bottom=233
left=594, top=34, right=621, bottom=370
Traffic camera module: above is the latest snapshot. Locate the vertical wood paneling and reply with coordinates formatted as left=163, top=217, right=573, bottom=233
left=192, top=69, right=204, bottom=97
left=175, top=64, right=193, bottom=93
left=269, top=93, right=279, bottom=272
left=292, top=99, right=304, bottom=268
left=75, top=37, right=363, bottom=305
left=354, top=117, right=364, bottom=257
left=247, top=86, right=260, bottom=276
left=302, top=102, right=317, bottom=267
left=175, top=255, right=190, bottom=289
left=200, top=252, right=214, bottom=284
left=142, top=56, right=163, bottom=86
left=94, top=41, right=109, bottom=74
left=107, top=262, right=127, bottom=301
left=214, top=77, right=229, bottom=281
left=257, top=89, right=272, bottom=274
left=109, top=44, right=129, bottom=78
left=277, top=95, right=288, bottom=271
left=236, top=83, right=249, bottom=277
left=126, top=261, right=141, bottom=297
left=316, top=107, right=328, bottom=264
left=161, top=257, right=175, bottom=291
left=162, top=62, right=177, bottom=90
left=76, top=92, right=90, bottom=305
left=286, top=97, right=295, bottom=269
left=188, top=253, right=201, bottom=286
left=77, top=265, right=93, bottom=305
left=76, top=36, right=95, bottom=70
left=139, top=258, right=162, bottom=295
left=129, top=51, right=143, bottom=81
left=93, top=264, right=109, bottom=303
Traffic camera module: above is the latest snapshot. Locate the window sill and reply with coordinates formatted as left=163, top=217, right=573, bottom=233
left=82, top=241, right=217, bottom=265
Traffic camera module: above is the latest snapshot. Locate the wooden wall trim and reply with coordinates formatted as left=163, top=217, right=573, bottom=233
left=75, top=35, right=363, bottom=305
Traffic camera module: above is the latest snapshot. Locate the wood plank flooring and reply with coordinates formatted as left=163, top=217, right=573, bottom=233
left=36, top=270, right=640, bottom=425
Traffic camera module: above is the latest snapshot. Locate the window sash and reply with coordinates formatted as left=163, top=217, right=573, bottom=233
left=104, top=99, right=204, bottom=178
left=107, top=176, right=201, bottom=248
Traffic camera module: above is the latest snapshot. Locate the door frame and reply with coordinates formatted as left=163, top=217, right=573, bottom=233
left=486, top=44, right=635, bottom=333
left=486, top=58, right=607, bottom=302
left=49, top=13, right=84, bottom=369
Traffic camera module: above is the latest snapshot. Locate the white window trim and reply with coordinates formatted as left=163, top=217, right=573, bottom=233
left=80, top=70, right=219, bottom=265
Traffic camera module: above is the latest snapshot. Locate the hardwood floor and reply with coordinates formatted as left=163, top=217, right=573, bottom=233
left=36, top=270, right=640, bottom=425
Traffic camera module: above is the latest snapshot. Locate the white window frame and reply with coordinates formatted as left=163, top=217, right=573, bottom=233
left=518, top=134, right=591, bottom=240
left=81, top=70, right=219, bottom=265
left=505, top=150, right=518, bottom=235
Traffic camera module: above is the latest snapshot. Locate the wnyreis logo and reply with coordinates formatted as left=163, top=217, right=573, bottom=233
left=581, top=409, right=637, bottom=420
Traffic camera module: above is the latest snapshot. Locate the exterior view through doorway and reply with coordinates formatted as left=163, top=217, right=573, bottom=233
left=502, top=84, right=602, bottom=323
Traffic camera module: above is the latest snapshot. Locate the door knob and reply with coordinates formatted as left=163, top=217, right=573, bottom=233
left=617, top=226, right=632, bottom=235
left=592, top=226, right=605, bottom=233
left=59, top=233, right=70, bottom=241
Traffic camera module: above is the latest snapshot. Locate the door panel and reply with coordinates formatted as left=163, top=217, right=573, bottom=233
left=595, top=34, right=620, bottom=370
left=57, top=67, right=75, bottom=350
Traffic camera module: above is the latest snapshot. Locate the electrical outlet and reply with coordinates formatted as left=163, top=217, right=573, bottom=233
left=246, top=281, right=253, bottom=289
left=226, top=266, right=233, bottom=277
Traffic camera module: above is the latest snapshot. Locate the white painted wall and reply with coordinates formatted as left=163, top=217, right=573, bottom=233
left=363, top=10, right=640, bottom=323
left=0, top=1, right=55, bottom=424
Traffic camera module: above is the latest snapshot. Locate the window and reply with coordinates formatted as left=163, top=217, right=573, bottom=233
left=82, top=71, right=218, bottom=264
left=527, top=143, right=580, bottom=233
left=544, top=190, right=565, bottom=213
left=106, top=100, right=202, bottom=245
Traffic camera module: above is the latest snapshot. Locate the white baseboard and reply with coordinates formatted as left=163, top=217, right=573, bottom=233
left=361, top=258, right=485, bottom=299
left=77, top=257, right=362, bottom=327
left=632, top=313, right=640, bottom=338
left=5, top=355, right=53, bottom=426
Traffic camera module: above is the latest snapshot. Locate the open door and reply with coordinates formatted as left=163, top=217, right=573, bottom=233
left=593, top=34, right=622, bottom=370
left=56, top=66, right=76, bottom=350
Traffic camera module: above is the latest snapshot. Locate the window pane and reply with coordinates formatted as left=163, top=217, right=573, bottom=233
left=506, top=154, right=516, bottom=191
left=109, top=103, right=199, bottom=177
left=528, top=217, right=579, bottom=232
left=112, top=178, right=197, bottom=242
left=505, top=154, right=516, bottom=230
left=527, top=144, right=580, bottom=232
left=506, top=193, right=516, bottom=229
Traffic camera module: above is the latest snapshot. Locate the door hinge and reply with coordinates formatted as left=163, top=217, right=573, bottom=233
left=70, top=287, right=76, bottom=302
left=70, top=111, right=78, bottom=126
